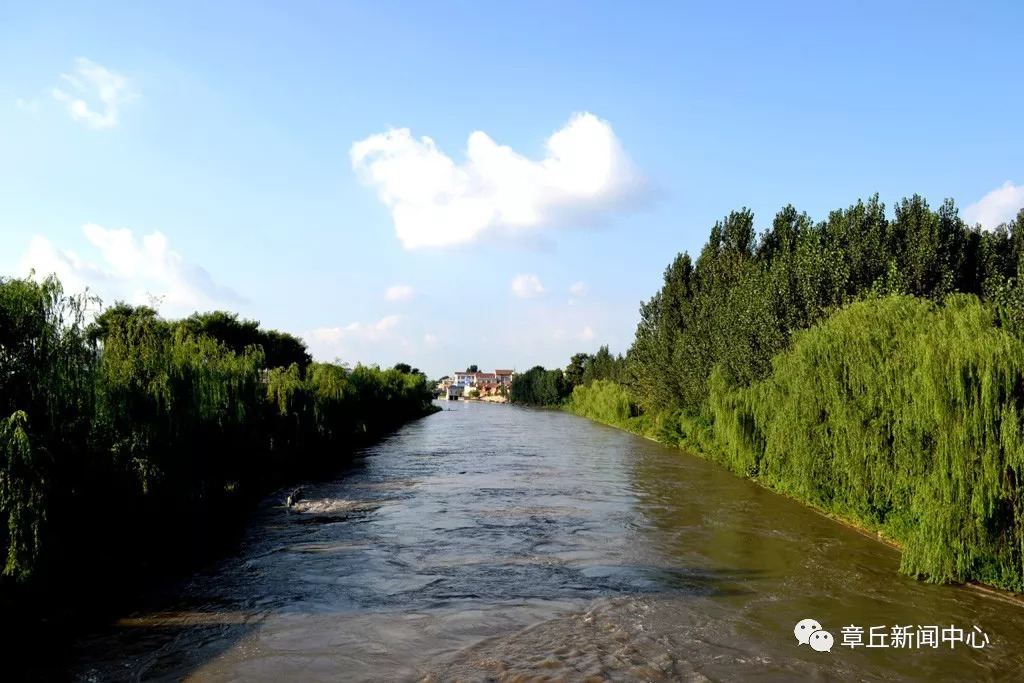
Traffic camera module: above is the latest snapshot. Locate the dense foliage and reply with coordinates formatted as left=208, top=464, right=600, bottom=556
left=515, top=347, right=629, bottom=407
left=554, top=195, right=1024, bottom=589
left=628, top=196, right=1021, bottom=415
left=708, top=296, right=1024, bottom=589
left=508, top=365, right=570, bottom=405
left=566, top=380, right=639, bottom=425
left=566, top=346, right=628, bottom=389
left=0, top=275, right=438, bottom=604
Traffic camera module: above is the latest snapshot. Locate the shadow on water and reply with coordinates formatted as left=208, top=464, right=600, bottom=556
left=69, top=610, right=260, bottom=683
left=51, top=448, right=378, bottom=682
left=60, top=401, right=1024, bottom=681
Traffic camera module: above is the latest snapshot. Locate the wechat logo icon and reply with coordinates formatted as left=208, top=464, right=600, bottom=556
left=795, top=618, right=834, bottom=652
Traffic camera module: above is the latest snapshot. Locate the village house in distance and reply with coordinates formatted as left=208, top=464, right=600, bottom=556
left=437, top=369, right=514, bottom=401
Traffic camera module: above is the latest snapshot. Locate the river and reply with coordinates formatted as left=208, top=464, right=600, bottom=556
left=69, top=400, right=1024, bottom=681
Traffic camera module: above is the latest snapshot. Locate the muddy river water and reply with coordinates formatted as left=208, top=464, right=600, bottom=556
left=71, top=400, right=1024, bottom=681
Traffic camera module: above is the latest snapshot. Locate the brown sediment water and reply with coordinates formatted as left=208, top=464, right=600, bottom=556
left=70, top=400, right=1024, bottom=681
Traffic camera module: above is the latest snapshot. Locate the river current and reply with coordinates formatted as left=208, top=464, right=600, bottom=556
left=70, top=400, right=1024, bottom=681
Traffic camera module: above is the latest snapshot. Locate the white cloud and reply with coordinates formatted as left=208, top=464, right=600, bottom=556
left=351, top=112, right=644, bottom=248
left=570, top=281, right=587, bottom=295
left=579, top=326, right=595, bottom=341
left=964, top=181, right=1024, bottom=231
left=310, top=315, right=400, bottom=345
left=347, top=314, right=400, bottom=339
left=424, top=333, right=438, bottom=345
left=511, top=274, right=545, bottom=298
left=305, top=315, right=417, bottom=367
left=16, top=223, right=243, bottom=314
left=52, top=58, right=135, bottom=129
left=308, top=326, right=344, bottom=345
left=385, top=284, right=415, bottom=301
left=18, top=235, right=108, bottom=297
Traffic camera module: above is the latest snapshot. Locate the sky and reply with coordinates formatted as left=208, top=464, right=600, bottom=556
left=2, top=1, right=1022, bottom=378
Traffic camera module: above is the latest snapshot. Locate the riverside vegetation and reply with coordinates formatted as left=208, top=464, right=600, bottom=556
left=510, top=194, right=1024, bottom=592
left=0, top=275, right=439, bottom=632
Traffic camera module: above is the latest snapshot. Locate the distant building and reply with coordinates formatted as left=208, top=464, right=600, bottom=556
left=448, top=368, right=515, bottom=395
left=454, top=371, right=476, bottom=387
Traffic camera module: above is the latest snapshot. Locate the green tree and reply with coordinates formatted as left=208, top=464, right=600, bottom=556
left=176, top=311, right=312, bottom=370
left=0, top=273, right=439, bottom=608
left=558, top=191, right=1024, bottom=590
left=565, top=353, right=590, bottom=388
left=509, top=365, right=569, bottom=405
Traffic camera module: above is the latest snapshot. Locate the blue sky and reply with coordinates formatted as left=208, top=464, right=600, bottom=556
left=2, top=1, right=1022, bottom=378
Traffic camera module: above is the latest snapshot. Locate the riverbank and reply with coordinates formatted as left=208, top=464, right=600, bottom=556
left=562, top=400, right=901, bottom=544
left=1, top=274, right=444, bottom=679
left=6, top=403, right=442, bottom=680
left=552, top=292, right=1024, bottom=594
left=559, top=399, right=1024, bottom=606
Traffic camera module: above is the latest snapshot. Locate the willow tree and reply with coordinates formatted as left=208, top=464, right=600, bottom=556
left=2, top=272, right=439, bottom=598
left=0, top=275, right=94, bottom=579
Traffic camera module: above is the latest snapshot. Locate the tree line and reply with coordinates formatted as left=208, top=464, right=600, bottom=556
left=510, top=346, right=627, bottom=406
left=627, top=195, right=1022, bottom=415
left=0, top=275, right=438, bottom=615
left=520, top=193, right=1024, bottom=590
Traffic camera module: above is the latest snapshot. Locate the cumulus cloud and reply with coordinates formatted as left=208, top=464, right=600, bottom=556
left=309, top=315, right=400, bottom=345
left=346, top=315, right=400, bottom=339
left=305, top=315, right=419, bottom=367
left=350, top=112, right=644, bottom=248
left=964, top=181, right=1024, bottom=231
left=385, top=284, right=415, bottom=301
left=570, top=281, right=587, bottom=295
left=52, top=58, right=135, bottom=129
left=511, top=274, right=545, bottom=298
left=579, top=326, right=595, bottom=341
left=17, top=223, right=243, bottom=313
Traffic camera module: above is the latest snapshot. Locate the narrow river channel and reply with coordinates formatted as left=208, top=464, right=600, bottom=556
left=71, top=401, right=1024, bottom=681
